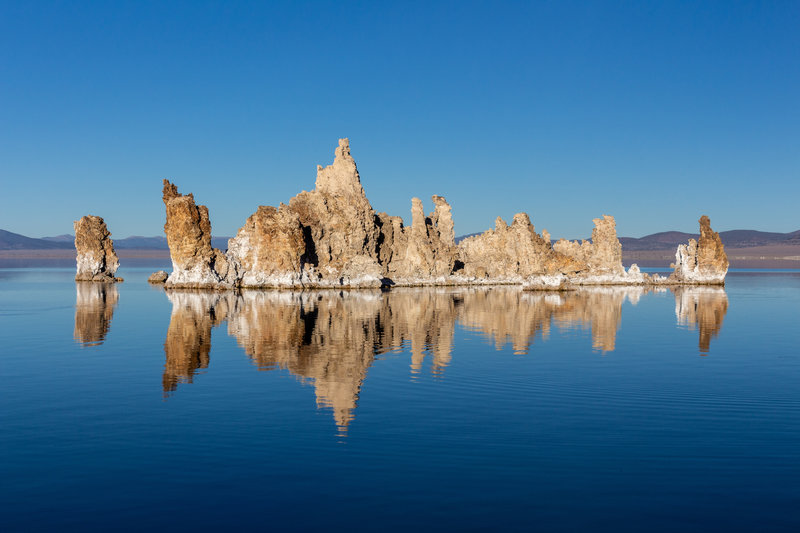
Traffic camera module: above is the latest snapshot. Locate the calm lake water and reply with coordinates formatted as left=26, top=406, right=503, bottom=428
left=1, top=267, right=799, bottom=532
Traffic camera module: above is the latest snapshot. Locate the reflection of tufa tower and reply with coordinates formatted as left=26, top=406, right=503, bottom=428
left=159, top=286, right=722, bottom=430
left=674, top=287, right=729, bottom=354
left=162, top=292, right=234, bottom=394
left=74, top=282, right=119, bottom=346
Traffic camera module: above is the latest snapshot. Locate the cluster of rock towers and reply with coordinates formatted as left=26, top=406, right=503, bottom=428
left=74, top=138, right=729, bottom=288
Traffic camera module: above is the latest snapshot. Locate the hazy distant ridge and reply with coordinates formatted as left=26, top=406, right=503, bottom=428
left=2, top=228, right=799, bottom=251
left=456, top=229, right=800, bottom=249
left=0, top=230, right=230, bottom=251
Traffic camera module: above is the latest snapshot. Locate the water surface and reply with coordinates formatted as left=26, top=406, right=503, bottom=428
left=1, top=267, right=799, bottom=531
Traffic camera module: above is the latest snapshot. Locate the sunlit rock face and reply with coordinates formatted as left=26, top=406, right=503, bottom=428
left=73, top=282, right=119, bottom=346
left=378, top=196, right=458, bottom=283
left=457, top=213, right=586, bottom=283
left=74, top=215, right=120, bottom=282
left=148, top=270, right=168, bottom=284
left=159, top=285, right=728, bottom=430
left=674, top=286, right=729, bottom=353
left=162, top=180, right=235, bottom=289
left=227, top=205, right=307, bottom=288
left=670, top=216, right=729, bottom=284
left=554, top=215, right=624, bottom=275
left=286, top=138, right=384, bottom=287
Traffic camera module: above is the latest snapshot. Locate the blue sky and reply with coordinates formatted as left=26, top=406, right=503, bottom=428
left=1, top=0, right=798, bottom=239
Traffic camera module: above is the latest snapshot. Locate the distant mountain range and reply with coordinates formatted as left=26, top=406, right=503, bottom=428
left=457, top=229, right=800, bottom=249
left=0, top=230, right=230, bottom=251
left=2, top=228, right=799, bottom=252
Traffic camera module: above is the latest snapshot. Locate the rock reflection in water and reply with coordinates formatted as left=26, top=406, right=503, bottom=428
left=163, top=291, right=232, bottom=393
left=74, top=282, right=119, bottom=346
left=674, top=286, right=729, bottom=354
left=160, top=285, right=728, bottom=429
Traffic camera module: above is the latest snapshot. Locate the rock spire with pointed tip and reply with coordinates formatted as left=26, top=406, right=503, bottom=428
left=670, top=215, right=729, bottom=284
left=161, top=179, right=235, bottom=288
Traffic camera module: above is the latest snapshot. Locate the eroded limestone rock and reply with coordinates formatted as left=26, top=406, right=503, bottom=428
left=74, top=215, right=121, bottom=282
left=457, top=213, right=586, bottom=282
left=286, top=139, right=383, bottom=287
left=553, top=215, right=624, bottom=275
left=379, top=196, right=457, bottom=282
left=670, top=216, right=728, bottom=284
left=162, top=180, right=234, bottom=289
left=227, top=204, right=307, bottom=287
left=157, top=139, right=726, bottom=289
left=148, top=270, right=168, bottom=284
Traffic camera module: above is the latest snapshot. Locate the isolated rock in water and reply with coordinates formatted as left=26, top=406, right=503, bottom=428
left=287, top=138, right=383, bottom=286
left=552, top=215, right=624, bottom=275
left=227, top=204, right=307, bottom=287
left=162, top=180, right=234, bottom=288
left=670, top=215, right=729, bottom=284
left=457, top=213, right=586, bottom=280
left=148, top=270, right=168, bottom=284
left=380, top=196, right=457, bottom=281
left=74, top=215, right=121, bottom=282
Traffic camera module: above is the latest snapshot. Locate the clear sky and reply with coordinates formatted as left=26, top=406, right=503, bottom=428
left=1, top=0, right=798, bottom=240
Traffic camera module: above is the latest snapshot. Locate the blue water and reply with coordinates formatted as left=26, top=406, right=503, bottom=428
left=1, top=267, right=799, bottom=532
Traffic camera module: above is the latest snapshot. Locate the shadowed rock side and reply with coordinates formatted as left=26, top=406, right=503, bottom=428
left=158, top=139, right=727, bottom=288
left=74, top=215, right=121, bottom=282
left=670, top=216, right=729, bottom=284
left=157, top=286, right=728, bottom=430
left=74, top=282, right=119, bottom=346
left=162, top=180, right=234, bottom=288
left=674, top=286, right=729, bottom=354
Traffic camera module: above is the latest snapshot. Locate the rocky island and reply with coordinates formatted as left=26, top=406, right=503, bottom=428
left=74, top=138, right=726, bottom=290
left=74, top=215, right=122, bottom=282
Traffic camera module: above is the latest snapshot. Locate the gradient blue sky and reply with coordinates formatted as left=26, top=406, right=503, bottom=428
left=1, top=0, right=798, bottom=240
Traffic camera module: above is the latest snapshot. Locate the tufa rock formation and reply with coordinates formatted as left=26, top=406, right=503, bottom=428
left=157, top=138, right=728, bottom=289
left=285, top=138, right=384, bottom=286
left=162, top=180, right=235, bottom=289
left=553, top=215, right=624, bottom=275
left=457, top=213, right=586, bottom=283
left=670, top=216, right=729, bottom=284
left=378, top=195, right=458, bottom=283
left=148, top=270, right=168, bottom=284
left=74, top=215, right=121, bottom=282
left=227, top=204, right=306, bottom=287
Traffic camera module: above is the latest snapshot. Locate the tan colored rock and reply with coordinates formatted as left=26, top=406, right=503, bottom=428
left=286, top=139, right=383, bottom=287
left=553, top=215, right=624, bottom=275
left=457, top=213, right=586, bottom=280
left=670, top=215, right=729, bottom=284
left=380, top=196, right=457, bottom=281
left=74, top=215, right=121, bottom=282
left=227, top=204, right=307, bottom=287
left=148, top=270, right=168, bottom=284
left=162, top=180, right=234, bottom=288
